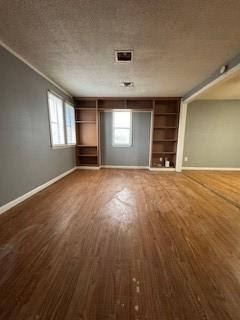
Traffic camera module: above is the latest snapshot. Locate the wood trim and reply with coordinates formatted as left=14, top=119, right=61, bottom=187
left=149, top=109, right=154, bottom=167
left=176, top=102, right=188, bottom=172
left=99, top=108, right=153, bottom=112
left=97, top=100, right=102, bottom=166
left=96, top=100, right=99, bottom=166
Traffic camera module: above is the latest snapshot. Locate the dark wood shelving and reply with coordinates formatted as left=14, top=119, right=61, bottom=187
left=151, top=99, right=180, bottom=168
left=82, top=164, right=98, bottom=166
left=152, top=151, right=176, bottom=155
left=77, top=144, right=97, bottom=147
left=76, top=120, right=96, bottom=124
left=154, top=126, right=177, bottom=129
left=73, top=97, right=181, bottom=170
left=75, top=107, right=96, bottom=110
left=153, top=139, right=177, bottom=142
left=75, top=99, right=99, bottom=167
left=78, top=154, right=98, bottom=157
left=98, top=98, right=153, bottom=110
left=155, top=113, right=178, bottom=115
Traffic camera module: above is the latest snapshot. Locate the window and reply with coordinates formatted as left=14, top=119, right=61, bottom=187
left=48, top=92, right=65, bottom=146
left=112, top=111, right=132, bottom=147
left=65, top=102, right=76, bottom=144
left=48, top=91, right=76, bottom=147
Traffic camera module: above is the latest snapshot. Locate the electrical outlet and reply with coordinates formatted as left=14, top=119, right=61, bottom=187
left=159, top=157, right=163, bottom=162
left=184, top=156, right=188, bottom=162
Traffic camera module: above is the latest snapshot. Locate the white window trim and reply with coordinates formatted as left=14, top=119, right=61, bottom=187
left=51, top=144, right=75, bottom=149
left=47, top=90, right=76, bottom=149
left=112, top=111, right=132, bottom=147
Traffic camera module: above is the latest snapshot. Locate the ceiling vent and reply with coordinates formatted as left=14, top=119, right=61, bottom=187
left=121, top=81, right=134, bottom=88
left=115, top=50, right=133, bottom=62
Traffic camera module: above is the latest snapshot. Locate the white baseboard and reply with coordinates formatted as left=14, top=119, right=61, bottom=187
left=149, top=167, right=176, bottom=172
left=76, top=165, right=177, bottom=171
left=0, top=164, right=181, bottom=215
left=0, top=167, right=76, bottom=215
left=101, top=165, right=176, bottom=171
left=183, top=167, right=240, bottom=171
left=76, top=166, right=100, bottom=170
left=100, top=165, right=149, bottom=169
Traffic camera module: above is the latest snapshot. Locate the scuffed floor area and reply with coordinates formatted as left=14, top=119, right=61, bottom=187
left=0, top=169, right=240, bottom=320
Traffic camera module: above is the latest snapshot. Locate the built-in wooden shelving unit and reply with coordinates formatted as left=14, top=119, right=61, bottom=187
left=98, top=99, right=153, bottom=110
left=75, top=99, right=99, bottom=167
left=151, top=99, right=180, bottom=168
left=74, top=98, right=181, bottom=169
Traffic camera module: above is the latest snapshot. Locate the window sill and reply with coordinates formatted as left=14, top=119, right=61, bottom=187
left=112, top=144, right=132, bottom=148
left=51, top=144, right=76, bottom=149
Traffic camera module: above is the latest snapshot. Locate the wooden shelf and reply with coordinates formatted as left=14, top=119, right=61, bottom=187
left=98, top=99, right=153, bottom=110
left=152, top=152, right=176, bottom=155
left=78, top=154, right=98, bottom=157
left=155, top=100, right=180, bottom=113
left=153, top=139, right=177, bottom=142
left=76, top=121, right=96, bottom=124
left=155, top=113, right=178, bottom=115
left=75, top=99, right=97, bottom=110
left=98, top=108, right=151, bottom=112
left=77, top=145, right=97, bottom=147
left=75, top=100, right=98, bottom=167
left=154, top=126, right=177, bottom=129
left=75, top=107, right=96, bottom=110
left=73, top=97, right=181, bottom=168
left=77, top=164, right=99, bottom=167
left=151, top=99, right=180, bottom=169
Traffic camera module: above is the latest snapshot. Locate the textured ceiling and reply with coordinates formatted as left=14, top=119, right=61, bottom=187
left=198, top=70, right=240, bottom=100
left=1, top=0, right=240, bottom=97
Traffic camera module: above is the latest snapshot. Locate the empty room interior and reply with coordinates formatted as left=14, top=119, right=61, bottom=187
left=1, top=1, right=240, bottom=319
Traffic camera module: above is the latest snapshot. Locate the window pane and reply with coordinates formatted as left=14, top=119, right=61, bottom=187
left=65, top=103, right=76, bottom=144
left=113, top=128, right=131, bottom=145
left=57, top=106, right=65, bottom=144
left=51, top=123, right=61, bottom=145
left=48, top=92, right=65, bottom=145
left=49, top=96, right=58, bottom=123
left=114, top=111, right=131, bottom=128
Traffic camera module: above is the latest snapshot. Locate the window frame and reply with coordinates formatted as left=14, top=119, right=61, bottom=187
left=112, top=111, right=132, bottom=147
left=47, top=90, right=76, bottom=149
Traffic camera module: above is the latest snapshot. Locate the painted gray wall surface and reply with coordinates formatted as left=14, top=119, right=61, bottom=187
left=183, top=100, right=240, bottom=168
left=0, top=46, right=75, bottom=206
left=100, top=112, right=151, bottom=166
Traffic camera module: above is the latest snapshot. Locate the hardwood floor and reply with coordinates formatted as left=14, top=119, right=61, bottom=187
left=0, top=169, right=240, bottom=320
left=184, top=171, right=240, bottom=207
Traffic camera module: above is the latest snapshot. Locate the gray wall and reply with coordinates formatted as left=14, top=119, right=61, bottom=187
left=183, top=100, right=240, bottom=168
left=100, top=111, right=151, bottom=166
left=0, top=46, right=76, bottom=207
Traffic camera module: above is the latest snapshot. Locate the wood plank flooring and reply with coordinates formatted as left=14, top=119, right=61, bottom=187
left=184, top=171, right=240, bottom=207
left=0, top=169, right=240, bottom=320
